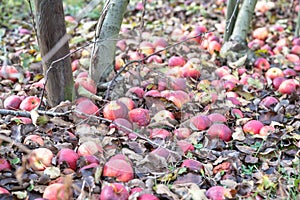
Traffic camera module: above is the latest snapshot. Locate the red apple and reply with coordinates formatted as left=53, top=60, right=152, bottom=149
left=140, top=41, right=155, bottom=55
left=0, top=158, right=11, bottom=171
left=102, top=155, right=134, bottom=182
left=223, top=80, right=236, bottom=91
left=265, top=67, right=284, bottom=79
left=100, top=183, right=129, bottom=200
left=190, top=115, right=212, bottom=130
left=28, top=148, right=54, bottom=171
left=231, top=108, right=244, bottom=119
left=254, top=57, right=270, bottom=71
left=215, top=66, right=230, bottom=78
left=161, top=90, right=190, bottom=109
left=252, top=27, right=268, bottom=40
left=177, top=140, right=194, bottom=154
left=286, top=54, right=299, bottom=63
left=117, top=97, right=136, bottom=110
left=181, top=62, right=201, bottom=79
left=207, top=113, right=227, bottom=123
left=206, top=186, right=229, bottom=200
left=116, top=39, right=127, bottom=51
left=278, top=79, right=298, bottom=94
left=75, top=98, right=99, bottom=118
left=243, top=120, right=264, bottom=134
left=128, top=51, right=143, bottom=61
left=181, top=159, right=204, bottom=171
left=259, top=96, right=278, bottom=108
left=259, top=125, right=275, bottom=136
left=150, top=128, right=171, bottom=139
left=272, top=77, right=286, bottom=90
left=291, top=45, right=300, bottom=55
left=77, top=71, right=88, bottom=78
left=75, top=77, right=97, bottom=95
left=138, top=193, right=159, bottom=200
left=168, top=56, right=186, bottom=67
left=0, top=186, right=10, bottom=194
left=283, top=68, right=297, bottom=77
left=12, top=116, right=32, bottom=124
left=126, top=87, right=145, bottom=98
left=115, top=56, right=125, bottom=71
left=77, top=141, right=103, bottom=157
left=24, top=134, right=44, bottom=146
left=146, top=55, right=163, bottom=63
left=57, top=148, right=79, bottom=171
left=144, top=90, right=161, bottom=98
left=43, top=183, right=71, bottom=200
left=19, top=96, right=40, bottom=111
left=71, top=59, right=80, bottom=72
left=128, top=108, right=150, bottom=126
left=0, top=65, right=20, bottom=82
left=207, top=124, right=232, bottom=142
left=208, top=40, right=221, bottom=55
left=103, top=100, right=129, bottom=120
left=153, top=110, right=175, bottom=122
left=4, top=95, right=22, bottom=110
left=174, top=128, right=191, bottom=139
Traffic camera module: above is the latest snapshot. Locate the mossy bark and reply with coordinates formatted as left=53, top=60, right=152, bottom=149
left=90, top=0, right=129, bottom=84
left=34, top=0, right=74, bottom=106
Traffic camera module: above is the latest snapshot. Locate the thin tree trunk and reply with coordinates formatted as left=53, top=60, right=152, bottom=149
left=34, top=0, right=74, bottom=107
left=230, top=0, right=258, bottom=43
left=90, top=0, right=129, bottom=84
left=224, top=0, right=240, bottom=42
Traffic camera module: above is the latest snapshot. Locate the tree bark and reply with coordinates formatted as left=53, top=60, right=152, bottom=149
left=295, top=0, right=300, bottom=37
left=90, top=0, right=129, bottom=84
left=224, top=0, right=240, bottom=42
left=230, top=0, right=258, bottom=43
left=34, top=0, right=74, bottom=107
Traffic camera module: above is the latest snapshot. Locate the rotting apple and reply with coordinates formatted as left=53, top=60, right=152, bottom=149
left=43, top=183, right=71, bottom=200
left=19, top=96, right=40, bottom=111
left=181, top=159, right=204, bottom=171
left=207, top=113, right=227, bottom=124
left=243, top=120, right=264, bottom=134
left=207, top=123, right=232, bottom=142
left=174, top=128, right=191, bottom=140
left=177, top=140, right=195, bottom=154
left=259, top=96, right=278, bottom=108
left=190, top=115, right=212, bottom=131
left=28, top=148, right=54, bottom=171
left=181, top=62, right=201, bottom=79
left=254, top=57, right=270, bottom=71
left=117, top=97, right=136, bottom=110
left=150, top=128, right=171, bottom=139
left=75, top=98, right=99, bottom=118
left=278, top=79, right=299, bottom=94
left=128, top=108, right=150, bottom=126
left=103, top=100, right=129, bottom=120
left=259, top=125, right=275, bottom=136
left=102, top=156, right=134, bottom=182
left=0, top=158, right=11, bottom=171
left=23, top=134, right=44, bottom=146
left=206, top=186, right=229, bottom=200
left=77, top=141, right=103, bottom=157
left=75, top=77, right=97, bottom=95
left=3, top=95, right=22, bottom=110
left=100, top=183, right=129, bottom=200
left=168, top=56, right=186, bottom=67
left=57, top=148, right=79, bottom=171
left=152, top=110, right=175, bottom=122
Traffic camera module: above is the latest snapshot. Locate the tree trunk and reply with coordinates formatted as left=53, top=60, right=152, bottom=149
left=90, top=0, right=129, bottom=84
left=34, top=0, right=74, bottom=107
left=230, top=0, right=257, bottom=43
left=220, top=0, right=257, bottom=65
left=295, top=0, right=300, bottom=37
left=224, top=0, right=240, bottom=42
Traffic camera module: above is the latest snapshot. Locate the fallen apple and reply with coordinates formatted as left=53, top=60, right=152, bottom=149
left=168, top=56, right=186, bottom=67
left=75, top=98, right=99, bottom=118
left=57, top=148, right=79, bottom=171
left=19, top=96, right=40, bottom=111
left=128, top=108, right=150, bottom=126
left=206, top=185, right=229, bottom=200
left=243, top=120, right=264, bottom=134
left=77, top=141, right=103, bottom=157
left=278, top=79, right=298, bottom=94
left=0, top=158, right=11, bottom=171
left=28, top=148, right=54, bottom=171
left=190, top=115, right=212, bottom=131
left=207, top=123, right=232, bottom=142
left=181, top=159, right=204, bottom=171
left=100, top=183, right=129, bottom=200
left=103, top=100, right=129, bottom=120
left=23, top=134, right=44, bottom=146
left=207, top=113, right=227, bottom=124
left=43, top=183, right=71, bottom=200
left=3, top=95, right=22, bottom=110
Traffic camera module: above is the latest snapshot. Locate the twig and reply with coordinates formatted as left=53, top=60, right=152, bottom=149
left=0, top=109, right=71, bottom=118
left=104, top=30, right=213, bottom=100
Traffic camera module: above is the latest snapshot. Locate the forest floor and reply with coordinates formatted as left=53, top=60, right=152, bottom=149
left=0, top=0, right=299, bottom=199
